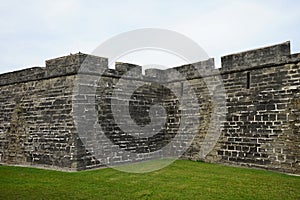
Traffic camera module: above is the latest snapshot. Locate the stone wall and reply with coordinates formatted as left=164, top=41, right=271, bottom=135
left=0, top=41, right=299, bottom=174
left=213, top=42, right=300, bottom=174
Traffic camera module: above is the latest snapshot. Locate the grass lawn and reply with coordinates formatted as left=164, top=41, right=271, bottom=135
left=0, top=160, right=299, bottom=200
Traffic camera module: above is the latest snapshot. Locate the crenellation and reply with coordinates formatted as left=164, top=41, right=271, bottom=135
left=165, top=58, right=215, bottom=81
left=0, top=41, right=299, bottom=174
left=0, top=67, right=45, bottom=86
left=45, top=53, right=88, bottom=69
left=144, top=68, right=166, bottom=82
left=221, top=41, right=291, bottom=71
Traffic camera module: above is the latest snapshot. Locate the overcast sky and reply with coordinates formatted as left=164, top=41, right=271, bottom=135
left=1, top=0, right=300, bottom=73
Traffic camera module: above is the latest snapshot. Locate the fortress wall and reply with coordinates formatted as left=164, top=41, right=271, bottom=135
left=161, top=41, right=300, bottom=174
left=0, top=41, right=299, bottom=173
left=216, top=42, right=300, bottom=174
left=174, top=41, right=300, bottom=174
left=0, top=74, right=78, bottom=170
left=0, top=53, right=109, bottom=170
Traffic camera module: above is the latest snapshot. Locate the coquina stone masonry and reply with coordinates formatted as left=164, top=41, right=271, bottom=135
left=0, top=41, right=299, bottom=174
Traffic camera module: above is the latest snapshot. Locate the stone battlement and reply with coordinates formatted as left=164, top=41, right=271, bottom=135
left=0, top=41, right=299, bottom=174
left=221, top=41, right=291, bottom=69
left=1, top=41, right=298, bottom=85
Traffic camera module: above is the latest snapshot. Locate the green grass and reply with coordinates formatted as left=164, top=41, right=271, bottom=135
left=0, top=160, right=299, bottom=200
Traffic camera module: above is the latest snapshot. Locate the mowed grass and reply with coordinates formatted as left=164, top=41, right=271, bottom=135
left=0, top=160, right=299, bottom=200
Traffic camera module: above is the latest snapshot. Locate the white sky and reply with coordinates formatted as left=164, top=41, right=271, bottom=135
left=0, top=0, right=300, bottom=73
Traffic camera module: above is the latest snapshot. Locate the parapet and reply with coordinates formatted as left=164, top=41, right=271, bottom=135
left=114, top=62, right=142, bottom=78
left=221, top=41, right=291, bottom=71
left=1, top=41, right=299, bottom=86
left=163, top=58, right=215, bottom=82
left=46, top=53, right=108, bottom=76
left=0, top=53, right=109, bottom=86
left=0, top=67, right=45, bottom=86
